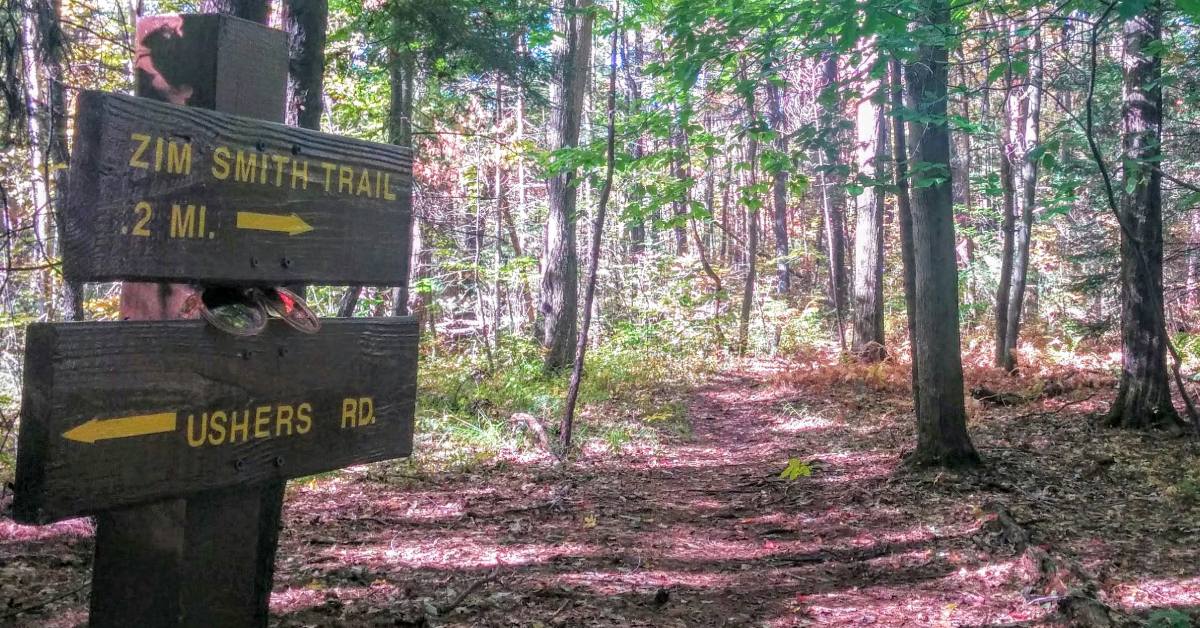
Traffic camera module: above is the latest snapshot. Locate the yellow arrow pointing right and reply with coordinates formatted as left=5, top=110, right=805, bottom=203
left=236, top=211, right=313, bottom=236
left=63, top=412, right=179, bottom=444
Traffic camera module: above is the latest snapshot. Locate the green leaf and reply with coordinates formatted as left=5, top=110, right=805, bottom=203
left=780, top=458, right=813, bottom=481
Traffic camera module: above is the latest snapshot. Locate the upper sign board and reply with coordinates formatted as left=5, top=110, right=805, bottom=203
left=13, top=317, right=418, bottom=524
left=64, top=90, right=413, bottom=286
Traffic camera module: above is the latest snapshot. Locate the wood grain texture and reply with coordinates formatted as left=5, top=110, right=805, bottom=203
left=14, top=317, right=418, bottom=524
left=64, top=90, right=413, bottom=286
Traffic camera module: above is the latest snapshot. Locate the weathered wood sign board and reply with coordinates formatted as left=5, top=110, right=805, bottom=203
left=64, top=90, right=414, bottom=286
left=14, top=317, right=417, bottom=524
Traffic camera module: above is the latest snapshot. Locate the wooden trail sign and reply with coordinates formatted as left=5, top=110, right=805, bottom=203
left=64, top=90, right=413, bottom=286
left=8, top=13, right=419, bottom=627
left=13, top=318, right=417, bottom=524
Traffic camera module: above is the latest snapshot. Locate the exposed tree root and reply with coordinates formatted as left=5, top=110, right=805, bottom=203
left=980, top=503, right=1130, bottom=628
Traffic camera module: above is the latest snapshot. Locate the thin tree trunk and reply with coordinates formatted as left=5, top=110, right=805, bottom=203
left=905, top=0, right=980, bottom=467
left=818, top=52, right=848, bottom=348
left=994, top=24, right=1018, bottom=368
left=618, top=27, right=645, bottom=255
left=539, top=0, right=592, bottom=372
left=1107, top=0, right=1181, bottom=430
left=671, top=123, right=689, bottom=255
left=767, top=81, right=790, bottom=294
left=561, top=10, right=618, bottom=452
left=1002, top=26, right=1042, bottom=373
left=388, top=25, right=416, bottom=317
left=27, top=0, right=81, bottom=320
left=852, top=62, right=886, bottom=361
left=738, top=100, right=759, bottom=357
left=890, top=57, right=919, bottom=414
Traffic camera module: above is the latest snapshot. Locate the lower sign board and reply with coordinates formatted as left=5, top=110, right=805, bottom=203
left=14, top=317, right=417, bottom=524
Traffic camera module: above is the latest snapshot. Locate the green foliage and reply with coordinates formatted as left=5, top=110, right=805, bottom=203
left=780, top=457, right=813, bottom=480
left=1147, top=609, right=1195, bottom=628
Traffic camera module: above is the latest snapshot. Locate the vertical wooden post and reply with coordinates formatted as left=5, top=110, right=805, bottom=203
left=90, top=14, right=289, bottom=627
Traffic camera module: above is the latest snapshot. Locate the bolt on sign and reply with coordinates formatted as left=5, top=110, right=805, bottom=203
left=64, top=90, right=413, bottom=286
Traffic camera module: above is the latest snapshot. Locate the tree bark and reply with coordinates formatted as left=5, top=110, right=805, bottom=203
left=767, top=81, right=790, bottom=295
left=1002, top=26, right=1042, bottom=373
left=539, top=0, right=592, bottom=371
left=738, top=102, right=759, bottom=357
left=852, top=64, right=886, bottom=361
left=388, top=21, right=416, bottom=317
left=201, top=0, right=269, bottom=23
left=890, top=57, right=919, bottom=414
left=818, top=52, right=848, bottom=348
left=282, top=0, right=326, bottom=130
left=905, top=0, right=980, bottom=467
left=994, top=23, right=1019, bottom=369
left=1107, top=0, right=1181, bottom=430
left=26, top=0, right=82, bottom=320
left=561, top=11, right=618, bottom=452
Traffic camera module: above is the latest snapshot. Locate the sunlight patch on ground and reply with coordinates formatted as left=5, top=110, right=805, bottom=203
left=1112, top=576, right=1200, bottom=610
left=0, top=517, right=92, bottom=544
left=784, top=579, right=1050, bottom=627
left=554, top=568, right=737, bottom=594
left=320, top=539, right=600, bottom=570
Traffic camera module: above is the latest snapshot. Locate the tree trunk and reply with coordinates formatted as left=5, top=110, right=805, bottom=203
left=671, top=125, right=689, bottom=255
left=738, top=103, right=759, bottom=357
left=539, top=0, right=592, bottom=371
left=1188, top=209, right=1200, bottom=312
left=852, top=65, right=886, bottom=361
left=767, top=81, right=790, bottom=295
left=201, top=0, right=269, bottom=23
left=561, top=13, right=618, bottom=452
left=994, top=24, right=1018, bottom=369
left=282, top=0, right=326, bottom=130
left=388, top=23, right=416, bottom=317
left=27, top=0, right=81, bottom=320
left=818, top=52, right=848, bottom=348
left=905, top=0, right=980, bottom=467
left=1107, top=0, right=1181, bottom=430
left=1002, top=27, right=1042, bottom=373
left=619, top=27, right=645, bottom=255
left=890, top=57, right=919, bottom=414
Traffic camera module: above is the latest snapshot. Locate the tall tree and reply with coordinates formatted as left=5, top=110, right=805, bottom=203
left=994, top=20, right=1019, bottom=369
left=904, top=0, right=979, bottom=466
left=852, top=59, right=887, bottom=361
left=890, top=57, right=919, bottom=412
left=817, top=52, right=848, bottom=348
left=1106, top=0, right=1180, bottom=430
left=767, top=79, right=790, bottom=294
left=25, top=0, right=81, bottom=320
left=738, top=97, right=759, bottom=356
left=562, top=5, right=618, bottom=451
left=1001, top=23, right=1043, bottom=372
left=539, top=0, right=592, bottom=371
left=282, top=0, right=327, bottom=130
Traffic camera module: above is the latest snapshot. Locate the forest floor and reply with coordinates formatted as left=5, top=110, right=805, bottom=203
left=2, top=354, right=1199, bottom=627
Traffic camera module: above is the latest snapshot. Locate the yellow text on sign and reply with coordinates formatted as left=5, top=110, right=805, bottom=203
left=186, top=402, right=313, bottom=448
left=341, top=397, right=375, bottom=429
left=127, top=132, right=400, bottom=201
left=122, top=201, right=214, bottom=239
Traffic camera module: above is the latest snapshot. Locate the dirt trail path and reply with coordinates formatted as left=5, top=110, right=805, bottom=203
left=270, top=360, right=1199, bottom=627
left=2, top=359, right=1198, bottom=627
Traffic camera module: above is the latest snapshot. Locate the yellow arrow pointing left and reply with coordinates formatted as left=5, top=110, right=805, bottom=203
left=63, top=412, right=178, bottom=444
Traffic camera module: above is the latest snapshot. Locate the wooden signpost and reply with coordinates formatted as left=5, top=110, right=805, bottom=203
left=11, top=13, right=417, bottom=627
